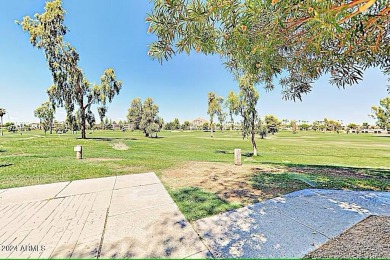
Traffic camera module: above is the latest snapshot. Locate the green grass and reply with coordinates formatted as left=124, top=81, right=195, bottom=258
left=251, top=171, right=390, bottom=196
left=0, top=129, right=389, bottom=188
left=170, top=187, right=241, bottom=221
left=1, top=129, right=389, bottom=221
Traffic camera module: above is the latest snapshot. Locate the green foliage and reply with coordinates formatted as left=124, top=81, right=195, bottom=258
left=347, top=123, right=359, bottom=130
left=217, top=111, right=227, bottom=131
left=299, top=123, right=311, bottom=131
left=19, top=0, right=122, bottom=139
left=66, top=112, right=79, bottom=133
left=371, top=97, right=390, bottom=130
left=170, top=187, right=240, bottom=221
left=238, top=75, right=259, bottom=155
left=34, top=102, right=55, bottom=134
left=97, top=106, right=107, bottom=129
left=3, top=122, right=13, bottom=128
left=139, top=98, right=163, bottom=137
left=147, top=0, right=390, bottom=100
left=202, top=122, right=209, bottom=131
left=86, top=109, right=96, bottom=130
left=182, top=120, right=191, bottom=130
left=324, top=118, right=342, bottom=132
left=0, top=108, right=6, bottom=118
left=172, top=118, right=181, bottom=130
left=225, top=91, right=240, bottom=127
left=291, top=120, right=298, bottom=134
left=265, top=115, right=281, bottom=134
left=257, top=119, right=268, bottom=139
left=251, top=171, right=390, bottom=196
left=127, top=98, right=143, bottom=130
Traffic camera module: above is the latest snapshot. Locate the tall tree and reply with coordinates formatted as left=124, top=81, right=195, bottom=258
left=66, top=112, right=78, bottom=134
left=34, top=102, right=55, bottom=134
left=207, top=92, right=223, bottom=137
left=0, top=108, right=6, bottom=136
left=217, top=111, right=227, bottom=131
left=257, top=119, right=268, bottom=139
left=147, top=1, right=389, bottom=100
left=291, top=120, right=298, bottom=134
left=182, top=120, right=191, bottom=130
left=19, top=0, right=122, bottom=139
left=155, top=116, right=165, bottom=138
left=225, top=91, right=240, bottom=129
left=172, top=118, right=181, bottom=130
left=127, top=98, right=143, bottom=130
left=238, top=75, right=260, bottom=156
left=139, top=98, right=161, bottom=137
left=371, top=97, right=390, bottom=131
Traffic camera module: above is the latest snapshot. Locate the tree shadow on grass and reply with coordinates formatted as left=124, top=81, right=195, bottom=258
left=0, top=163, right=13, bottom=168
left=215, top=150, right=254, bottom=157
left=0, top=149, right=6, bottom=153
left=258, top=162, right=390, bottom=180
left=82, top=137, right=138, bottom=141
left=215, top=150, right=233, bottom=154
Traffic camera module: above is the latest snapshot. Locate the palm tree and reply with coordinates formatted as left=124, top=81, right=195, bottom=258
left=0, top=108, right=6, bottom=136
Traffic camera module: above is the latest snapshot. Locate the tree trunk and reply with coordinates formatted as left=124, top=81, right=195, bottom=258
left=210, top=120, right=214, bottom=138
left=251, top=131, right=257, bottom=156
left=251, top=112, right=257, bottom=156
left=80, top=106, right=86, bottom=139
left=1, top=116, right=3, bottom=136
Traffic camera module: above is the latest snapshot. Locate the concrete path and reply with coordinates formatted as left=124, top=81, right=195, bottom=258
left=194, top=189, right=390, bottom=258
left=0, top=173, right=209, bottom=259
left=1, top=175, right=389, bottom=259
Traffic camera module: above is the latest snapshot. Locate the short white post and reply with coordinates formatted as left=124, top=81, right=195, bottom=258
left=74, top=145, right=83, bottom=159
left=234, top=148, right=241, bottom=166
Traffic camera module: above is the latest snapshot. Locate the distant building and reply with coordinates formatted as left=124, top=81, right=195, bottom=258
left=30, top=123, right=40, bottom=130
left=360, top=128, right=387, bottom=134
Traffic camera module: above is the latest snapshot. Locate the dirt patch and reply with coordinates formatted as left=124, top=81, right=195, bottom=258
left=111, top=142, right=129, bottom=151
left=161, top=161, right=281, bottom=204
left=161, top=162, right=389, bottom=205
left=305, top=215, right=390, bottom=258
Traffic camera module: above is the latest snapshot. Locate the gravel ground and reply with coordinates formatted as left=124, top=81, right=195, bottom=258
left=306, top=215, right=390, bottom=258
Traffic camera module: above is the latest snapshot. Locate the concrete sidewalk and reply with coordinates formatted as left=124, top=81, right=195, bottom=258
left=1, top=174, right=389, bottom=259
left=194, top=189, right=390, bottom=258
left=0, top=173, right=209, bottom=259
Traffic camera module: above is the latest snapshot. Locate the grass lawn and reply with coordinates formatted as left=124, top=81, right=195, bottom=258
left=1, top=129, right=389, bottom=220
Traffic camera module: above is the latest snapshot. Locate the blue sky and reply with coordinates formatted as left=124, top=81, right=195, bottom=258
left=0, top=0, right=388, bottom=125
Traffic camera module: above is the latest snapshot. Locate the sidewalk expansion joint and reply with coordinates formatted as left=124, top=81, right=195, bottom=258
left=97, top=176, right=117, bottom=259
left=113, top=182, right=161, bottom=191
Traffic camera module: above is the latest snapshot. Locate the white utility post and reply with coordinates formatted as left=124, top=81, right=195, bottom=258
left=74, top=145, right=83, bottom=159
left=234, top=148, right=241, bottom=166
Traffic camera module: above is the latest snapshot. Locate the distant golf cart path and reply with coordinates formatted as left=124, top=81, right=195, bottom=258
left=1, top=173, right=389, bottom=258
